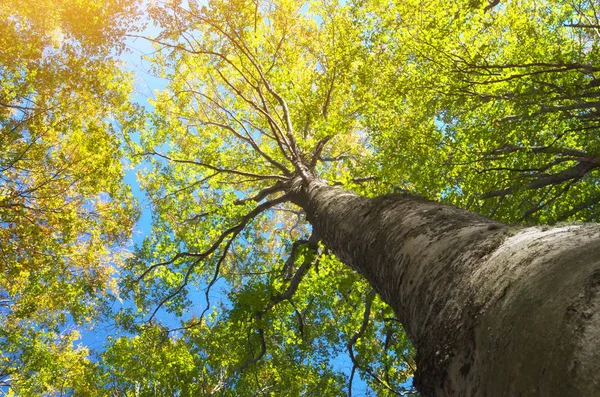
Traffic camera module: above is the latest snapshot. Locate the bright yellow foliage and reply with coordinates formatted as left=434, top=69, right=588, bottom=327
left=0, top=0, right=140, bottom=394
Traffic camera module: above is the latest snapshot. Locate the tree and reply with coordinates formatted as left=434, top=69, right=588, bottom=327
left=0, top=0, right=140, bottom=394
left=8, top=0, right=595, bottom=395
left=98, top=0, right=600, bottom=395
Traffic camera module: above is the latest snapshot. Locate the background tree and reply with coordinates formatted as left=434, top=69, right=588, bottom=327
left=0, top=0, right=140, bottom=394
left=100, top=0, right=600, bottom=396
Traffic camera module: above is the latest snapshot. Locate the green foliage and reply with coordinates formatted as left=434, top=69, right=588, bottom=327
left=102, top=325, right=198, bottom=396
left=107, top=0, right=599, bottom=395
left=0, top=0, right=140, bottom=393
left=354, top=0, right=600, bottom=223
left=2, top=0, right=599, bottom=395
left=112, top=1, right=417, bottom=394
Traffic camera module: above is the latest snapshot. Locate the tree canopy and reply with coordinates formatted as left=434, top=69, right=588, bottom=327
left=357, top=0, right=600, bottom=224
left=1, top=0, right=599, bottom=395
left=0, top=0, right=139, bottom=394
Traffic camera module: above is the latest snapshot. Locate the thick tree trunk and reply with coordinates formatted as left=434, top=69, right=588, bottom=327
left=292, top=178, right=600, bottom=397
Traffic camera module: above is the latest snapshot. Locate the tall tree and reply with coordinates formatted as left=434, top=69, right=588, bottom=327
left=0, top=0, right=140, bottom=394
left=103, top=0, right=599, bottom=395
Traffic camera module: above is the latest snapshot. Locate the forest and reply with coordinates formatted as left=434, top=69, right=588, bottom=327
left=1, top=0, right=600, bottom=395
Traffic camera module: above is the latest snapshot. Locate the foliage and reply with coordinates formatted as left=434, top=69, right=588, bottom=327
left=355, top=0, right=600, bottom=223
left=2, top=0, right=600, bottom=395
left=105, top=0, right=600, bottom=395
left=0, top=0, right=140, bottom=394
left=107, top=1, right=417, bottom=394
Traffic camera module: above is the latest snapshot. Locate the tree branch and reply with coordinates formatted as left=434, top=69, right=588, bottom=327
left=139, top=194, right=291, bottom=322
left=347, top=289, right=402, bottom=395
left=138, top=150, right=286, bottom=180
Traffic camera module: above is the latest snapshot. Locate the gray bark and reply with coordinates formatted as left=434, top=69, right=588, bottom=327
left=291, top=177, right=600, bottom=397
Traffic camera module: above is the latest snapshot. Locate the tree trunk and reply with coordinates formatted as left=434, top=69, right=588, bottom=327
left=291, top=177, right=600, bottom=397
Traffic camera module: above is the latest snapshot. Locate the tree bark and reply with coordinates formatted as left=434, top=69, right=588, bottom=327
left=291, top=177, right=600, bottom=397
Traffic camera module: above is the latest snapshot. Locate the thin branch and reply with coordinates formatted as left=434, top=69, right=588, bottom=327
left=237, top=328, right=267, bottom=373
left=152, top=172, right=219, bottom=204
left=197, top=119, right=291, bottom=175
left=289, top=299, right=305, bottom=338
left=310, top=136, right=332, bottom=169
left=348, top=364, right=357, bottom=397
left=136, top=193, right=290, bottom=287
left=489, top=143, right=592, bottom=159
left=234, top=183, right=286, bottom=205
left=262, top=235, right=319, bottom=315
left=138, top=150, right=286, bottom=180
left=563, top=23, right=600, bottom=28
left=212, top=68, right=291, bottom=152
left=210, top=18, right=305, bottom=170
left=234, top=236, right=319, bottom=375
left=347, top=289, right=402, bottom=395
left=555, top=192, right=600, bottom=222
left=459, top=61, right=599, bottom=73
left=518, top=178, right=579, bottom=222
left=179, top=87, right=288, bottom=162
left=196, top=193, right=292, bottom=324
